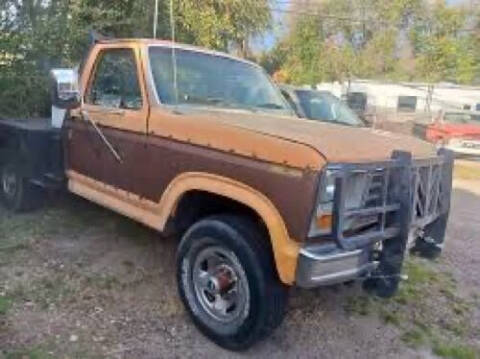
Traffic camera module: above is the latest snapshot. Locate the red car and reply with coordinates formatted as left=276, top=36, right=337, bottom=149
left=424, top=110, right=480, bottom=157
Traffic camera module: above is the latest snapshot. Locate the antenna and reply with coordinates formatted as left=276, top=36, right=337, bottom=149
left=153, top=0, right=159, bottom=38
left=170, top=0, right=179, bottom=105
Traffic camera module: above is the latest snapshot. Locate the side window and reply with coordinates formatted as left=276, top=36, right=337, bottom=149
left=309, top=98, right=334, bottom=121
left=397, top=96, right=417, bottom=112
left=346, top=92, right=367, bottom=112
left=86, top=49, right=142, bottom=110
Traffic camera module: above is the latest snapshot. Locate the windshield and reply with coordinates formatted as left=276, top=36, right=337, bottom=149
left=149, top=47, right=292, bottom=115
left=296, top=90, right=364, bottom=127
left=444, top=112, right=480, bottom=125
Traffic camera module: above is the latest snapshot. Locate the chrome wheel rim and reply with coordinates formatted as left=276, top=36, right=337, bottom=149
left=192, top=246, right=250, bottom=323
left=2, top=168, right=17, bottom=200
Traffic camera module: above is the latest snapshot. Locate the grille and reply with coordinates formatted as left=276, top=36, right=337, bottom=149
left=358, top=160, right=447, bottom=225
left=362, top=168, right=390, bottom=209
left=330, top=154, right=452, bottom=251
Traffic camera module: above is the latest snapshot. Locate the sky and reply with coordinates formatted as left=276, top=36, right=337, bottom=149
left=251, top=0, right=290, bottom=52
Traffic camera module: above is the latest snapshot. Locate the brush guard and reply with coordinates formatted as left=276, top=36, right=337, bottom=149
left=295, top=149, right=454, bottom=297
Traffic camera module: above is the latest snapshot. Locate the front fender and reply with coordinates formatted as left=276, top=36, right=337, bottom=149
left=158, top=172, right=300, bottom=285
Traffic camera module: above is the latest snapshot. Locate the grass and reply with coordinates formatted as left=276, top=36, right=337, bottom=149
left=343, top=259, right=445, bottom=321
left=395, top=259, right=457, bottom=306
left=4, top=348, right=53, bottom=359
left=342, top=257, right=478, bottom=358
left=84, top=273, right=122, bottom=291
left=0, top=275, right=78, bottom=312
left=0, top=195, right=153, bottom=320
left=454, top=162, right=480, bottom=181
left=0, top=196, right=112, bottom=243
left=401, top=328, right=428, bottom=349
left=343, top=295, right=372, bottom=316
left=379, top=307, right=401, bottom=326
left=0, top=296, right=12, bottom=315
left=0, top=194, right=153, bottom=270
left=0, top=195, right=152, bottom=252
left=433, top=341, right=479, bottom=359
left=399, top=261, right=476, bottom=356
left=34, top=276, right=76, bottom=310
left=3, top=271, right=127, bottom=312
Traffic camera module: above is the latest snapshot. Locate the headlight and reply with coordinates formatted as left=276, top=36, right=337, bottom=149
left=308, top=168, right=370, bottom=238
left=308, top=169, right=338, bottom=237
left=320, top=170, right=337, bottom=203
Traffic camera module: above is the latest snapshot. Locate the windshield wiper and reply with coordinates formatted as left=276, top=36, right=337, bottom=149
left=182, top=95, right=228, bottom=106
left=181, top=95, right=261, bottom=113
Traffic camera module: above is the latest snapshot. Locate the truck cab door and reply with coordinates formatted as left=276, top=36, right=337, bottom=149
left=66, top=46, right=148, bottom=194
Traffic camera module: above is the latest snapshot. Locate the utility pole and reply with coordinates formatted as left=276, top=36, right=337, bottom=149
left=361, top=0, right=366, bottom=47
left=153, top=0, right=159, bottom=38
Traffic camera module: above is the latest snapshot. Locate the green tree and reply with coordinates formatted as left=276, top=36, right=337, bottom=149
left=274, top=0, right=479, bottom=86
left=177, top=0, right=271, bottom=56
left=283, top=16, right=324, bottom=85
left=0, top=0, right=273, bottom=117
left=412, top=1, right=475, bottom=83
left=259, top=41, right=289, bottom=75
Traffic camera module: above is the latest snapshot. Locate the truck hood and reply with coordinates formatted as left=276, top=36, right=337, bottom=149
left=205, top=110, right=437, bottom=162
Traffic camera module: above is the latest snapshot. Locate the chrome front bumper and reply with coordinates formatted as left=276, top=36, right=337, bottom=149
left=295, top=243, right=378, bottom=288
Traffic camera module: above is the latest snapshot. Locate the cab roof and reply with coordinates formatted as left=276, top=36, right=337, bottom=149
left=96, top=38, right=258, bottom=67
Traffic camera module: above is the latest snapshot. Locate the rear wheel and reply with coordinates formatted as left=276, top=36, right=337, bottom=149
left=0, top=162, right=39, bottom=212
left=176, top=215, right=288, bottom=351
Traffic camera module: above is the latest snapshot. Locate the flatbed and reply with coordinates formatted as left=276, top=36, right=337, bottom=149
left=0, top=116, right=64, bottom=203
left=0, top=117, right=53, bottom=132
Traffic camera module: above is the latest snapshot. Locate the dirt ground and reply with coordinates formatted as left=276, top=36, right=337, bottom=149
left=0, top=163, right=479, bottom=359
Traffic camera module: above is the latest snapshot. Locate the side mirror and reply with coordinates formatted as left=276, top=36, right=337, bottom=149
left=50, top=68, right=80, bottom=109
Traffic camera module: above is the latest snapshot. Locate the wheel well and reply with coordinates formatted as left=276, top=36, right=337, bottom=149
left=169, top=190, right=269, bottom=239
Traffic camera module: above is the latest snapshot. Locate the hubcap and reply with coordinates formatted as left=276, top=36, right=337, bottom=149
left=2, top=168, right=17, bottom=200
left=192, top=246, right=250, bottom=323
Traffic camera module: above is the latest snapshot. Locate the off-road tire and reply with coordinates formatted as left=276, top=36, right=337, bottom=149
left=176, top=215, right=288, bottom=351
left=0, top=162, right=40, bottom=212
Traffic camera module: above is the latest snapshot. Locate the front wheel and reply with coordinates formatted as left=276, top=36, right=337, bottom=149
left=176, top=215, right=288, bottom=351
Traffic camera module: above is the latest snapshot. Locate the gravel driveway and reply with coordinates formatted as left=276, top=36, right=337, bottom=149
left=0, top=175, right=479, bottom=359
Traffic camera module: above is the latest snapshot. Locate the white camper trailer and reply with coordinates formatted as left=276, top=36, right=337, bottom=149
left=316, top=80, right=480, bottom=122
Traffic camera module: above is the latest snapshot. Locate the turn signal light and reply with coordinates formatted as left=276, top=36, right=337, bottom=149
left=315, top=214, right=332, bottom=230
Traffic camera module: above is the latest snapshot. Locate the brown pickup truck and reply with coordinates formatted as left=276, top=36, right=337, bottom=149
left=0, top=38, right=454, bottom=350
